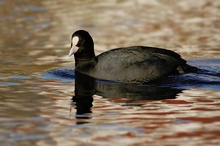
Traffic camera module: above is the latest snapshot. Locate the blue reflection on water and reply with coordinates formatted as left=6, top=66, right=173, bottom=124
left=0, top=82, right=20, bottom=86
left=42, top=68, right=74, bottom=82
left=9, top=75, right=29, bottom=79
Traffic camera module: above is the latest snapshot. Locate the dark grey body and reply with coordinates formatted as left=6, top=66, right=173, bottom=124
left=75, top=46, right=190, bottom=83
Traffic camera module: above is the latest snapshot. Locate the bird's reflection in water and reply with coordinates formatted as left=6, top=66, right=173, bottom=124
left=71, top=71, right=95, bottom=120
left=71, top=71, right=183, bottom=119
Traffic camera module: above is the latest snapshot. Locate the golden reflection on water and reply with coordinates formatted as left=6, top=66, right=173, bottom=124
left=0, top=0, right=220, bottom=57
left=0, top=0, right=220, bottom=145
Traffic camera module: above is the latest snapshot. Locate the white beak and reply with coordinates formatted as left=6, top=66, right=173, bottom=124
left=69, top=46, right=78, bottom=57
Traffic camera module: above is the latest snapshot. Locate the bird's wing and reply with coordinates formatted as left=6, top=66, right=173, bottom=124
left=95, top=48, right=182, bottom=83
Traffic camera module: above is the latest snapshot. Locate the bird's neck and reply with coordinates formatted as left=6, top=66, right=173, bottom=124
left=74, top=52, right=96, bottom=68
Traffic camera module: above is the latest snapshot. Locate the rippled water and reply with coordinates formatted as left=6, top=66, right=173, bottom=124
left=0, top=0, right=220, bottom=145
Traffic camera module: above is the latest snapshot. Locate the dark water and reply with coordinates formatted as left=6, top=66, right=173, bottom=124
left=1, top=0, right=220, bottom=145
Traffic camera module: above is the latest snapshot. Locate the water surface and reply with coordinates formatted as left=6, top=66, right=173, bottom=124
left=0, top=0, right=220, bottom=145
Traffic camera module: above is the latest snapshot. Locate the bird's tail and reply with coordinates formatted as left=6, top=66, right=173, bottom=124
left=177, top=64, right=198, bottom=74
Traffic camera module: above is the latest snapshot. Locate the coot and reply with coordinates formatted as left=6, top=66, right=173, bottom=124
left=69, top=30, right=197, bottom=83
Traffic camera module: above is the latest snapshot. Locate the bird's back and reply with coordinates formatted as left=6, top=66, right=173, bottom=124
left=87, top=46, right=186, bottom=83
